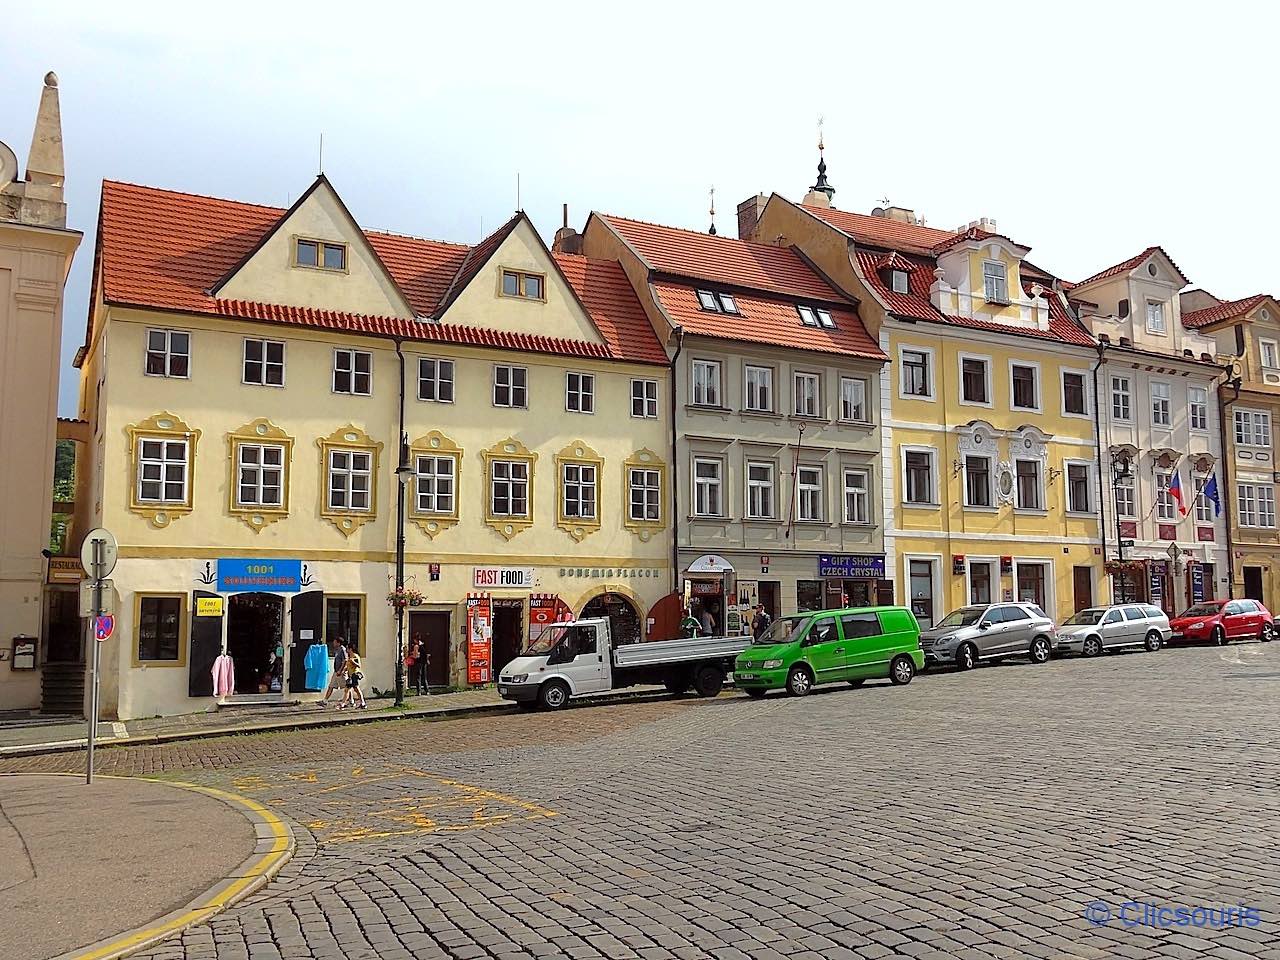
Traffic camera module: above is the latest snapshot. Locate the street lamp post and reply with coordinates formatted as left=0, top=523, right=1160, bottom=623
left=394, top=435, right=412, bottom=707
left=1112, top=452, right=1134, bottom=602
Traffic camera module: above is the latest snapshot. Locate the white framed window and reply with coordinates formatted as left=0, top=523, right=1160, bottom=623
left=1238, top=483, right=1277, bottom=528
left=414, top=455, right=456, bottom=514
left=840, top=377, right=868, bottom=422
left=1010, top=362, right=1040, bottom=411
left=691, top=359, right=722, bottom=407
left=1111, top=375, right=1132, bottom=422
left=744, top=365, right=774, bottom=413
left=1260, top=338, right=1280, bottom=371
left=796, top=466, right=824, bottom=521
left=295, top=238, right=346, bottom=271
left=900, top=346, right=933, bottom=399
left=235, top=443, right=284, bottom=507
left=983, top=260, right=1009, bottom=303
left=493, top=364, right=528, bottom=408
left=137, top=438, right=189, bottom=503
left=145, top=329, right=190, bottom=379
left=1188, top=386, right=1208, bottom=432
left=243, top=339, right=285, bottom=386
left=1114, top=478, right=1136, bottom=519
left=1145, top=301, right=1167, bottom=334
left=630, top=379, right=658, bottom=418
left=1015, top=459, right=1042, bottom=510
left=891, top=270, right=910, bottom=294
left=796, top=305, right=834, bottom=328
left=964, top=455, right=992, bottom=508
left=959, top=354, right=991, bottom=406
left=794, top=371, right=821, bottom=417
left=1154, top=471, right=1176, bottom=521
left=490, top=460, right=529, bottom=517
left=333, top=349, right=372, bottom=396
left=1234, top=408, right=1272, bottom=447
left=1066, top=462, right=1092, bottom=513
left=1193, top=476, right=1214, bottom=523
left=696, top=290, right=738, bottom=314
left=1062, top=370, right=1089, bottom=417
left=1150, top=381, right=1171, bottom=427
left=327, top=449, right=372, bottom=511
left=746, top=460, right=775, bottom=519
left=566, top=372, right=595, bottom=414
left=843, top=468, right=869, bottom=523
left=561, top=462, right=598, bottom=519
left=418, top=358, right=455, bottom=403
left=902, top=448, right=937, bottom=505
left=693, top=457, right=723, bottom=517
left=629, top=468, right=661, bottom=522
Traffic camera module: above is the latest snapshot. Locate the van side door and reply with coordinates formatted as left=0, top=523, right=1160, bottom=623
left=839, top=611, right=885, bottom=679
left=801, top=616, right=843, bottom=683
left=546, top=623, right=609, bottom=695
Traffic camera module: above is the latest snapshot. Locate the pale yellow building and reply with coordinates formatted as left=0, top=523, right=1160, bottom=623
left=0, top=74, right=81, bottom=712
left=75, top=177, right=669, bottom=719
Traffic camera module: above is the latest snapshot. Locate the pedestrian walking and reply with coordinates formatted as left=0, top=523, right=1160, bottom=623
left=751, top=603, right=773, bottom=640
left=321, top=638, right=348, bottom=707
left=339, top=648, right=366, bottom=709
left=407, top=632, right=427, bottom=695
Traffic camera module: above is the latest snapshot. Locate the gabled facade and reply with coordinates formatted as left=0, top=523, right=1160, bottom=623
left=578, top=212, right=888, bottom=622
left=748, top=189, right=1104, bottom=626
left=1071, top=248, right=1228, bottom=611
left=75, top=178, right=669, bottom=719
left=1181, top=291, right=1280, bottom=605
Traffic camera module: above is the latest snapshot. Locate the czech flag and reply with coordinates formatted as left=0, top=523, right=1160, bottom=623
left=1169, top=471, right=1187, bottom=515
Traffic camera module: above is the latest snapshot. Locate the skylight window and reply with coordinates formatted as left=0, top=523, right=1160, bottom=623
left=696, top=290, right=740, bottom=314
left=815, top=308, right=835, bottom=329
left=696, top=290, right=719, bottom=311
left=718, top=293, right=739, bottom=314
left=797, top=305, right=835, bottom=329
left=798, top=305, right=818, bottom=327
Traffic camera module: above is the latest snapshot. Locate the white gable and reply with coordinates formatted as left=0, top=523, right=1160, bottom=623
left=440, top=218, right=604, bottom=345
left=217, top=179, right=412, bottom=318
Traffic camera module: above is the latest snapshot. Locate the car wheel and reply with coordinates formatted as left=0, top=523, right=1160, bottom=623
left=1212, top=626, right=1227, bottom=646
left=1144, top=631, right=1162, bottom=652
left=538, top=680, right=570, bottom=710
left=1260, top=623, right=1275, bottom=643
left=955, top=643, right=977, bottom=670
left=786, top=666, right=814, bottom=697
left=693, top=666, right=725, bottom=698
left=743, top=687, right=767, bottom=699
left=1082, top=636, right=1103, bottom=658
left=890, top=655, right=915, bottom=685
left=1029, top=637, right=1051, bottom=664
left=847, top=678, right=866, bottom=687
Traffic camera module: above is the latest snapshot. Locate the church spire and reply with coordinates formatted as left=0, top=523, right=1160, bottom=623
left=803, top=117, right=835, bottom=209
left=708, top=185, right=717, bottom=236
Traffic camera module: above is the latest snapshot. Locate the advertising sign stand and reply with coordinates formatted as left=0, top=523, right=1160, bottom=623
left=79, top=528, right=118, bottom=784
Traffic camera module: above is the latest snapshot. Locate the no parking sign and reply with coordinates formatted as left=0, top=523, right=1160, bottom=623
left=94, top=614, right=115, bottom=641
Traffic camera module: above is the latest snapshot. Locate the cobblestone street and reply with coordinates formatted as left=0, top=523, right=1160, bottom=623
left=5, top=644, right=1279, bottom=959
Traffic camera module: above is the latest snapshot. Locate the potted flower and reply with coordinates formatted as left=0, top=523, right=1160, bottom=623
left=386, top=585, right=424, bottom=609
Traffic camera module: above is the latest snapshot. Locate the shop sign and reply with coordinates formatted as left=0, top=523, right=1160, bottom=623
left=466, top=593, right=493, bottom=684
left=1149, top=562, right=1164, bottom=600
left=559, top=567, right=662, bottom=579
left=690, top=581, right=722, bottom=597
left=817, top=554, right=886, bottom=579
left=1190, top=563, right=1205, bottom=603
left=952, top=554, right=966, bottom=576
left=216, top=558, right=303, bottom=593
left=473, top=567, right=536, bottom=589
left=686, top=554, right=733, bottom=574
left=196, top=596, right=225, bottom=617
left=46, top=557, right=84, bottom=585
left=10, top=637, right=36, bottom=670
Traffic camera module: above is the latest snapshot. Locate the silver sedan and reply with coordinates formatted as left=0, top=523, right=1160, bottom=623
left=1057, top=603, right=1171, bottom=657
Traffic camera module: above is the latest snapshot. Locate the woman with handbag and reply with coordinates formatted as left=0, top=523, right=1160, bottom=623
left=406, top=633, right=426, bottom=695
left=339, top=648, right=366, bottom=710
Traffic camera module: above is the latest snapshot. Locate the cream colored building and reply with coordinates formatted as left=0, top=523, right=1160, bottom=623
left=75, top=177, right=669, bottom=719
left=0, top=74, right=81, bottom=712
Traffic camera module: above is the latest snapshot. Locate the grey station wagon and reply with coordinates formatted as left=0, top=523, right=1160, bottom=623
left=1057, top=604, right=1170, bottom=656
left=919, top=602, right=1057, bottom=669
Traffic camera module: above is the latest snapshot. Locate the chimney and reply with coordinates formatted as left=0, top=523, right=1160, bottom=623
left=552, top=202, right=582, bottom=255
left=736, top=194, right=766, bottom=241
left=872, top=206, right=918, bottom=225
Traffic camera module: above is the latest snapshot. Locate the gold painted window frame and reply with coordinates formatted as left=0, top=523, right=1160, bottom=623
left=482, top=437, right=537, bottom=541
left=622, top=447, right=667, bottom=542
left=126, top=412, right=201, bottom=529
left=555, top=441, right=604, bottom=543
left=227, top=418, right=295, bottom=532
left=408, top=431, right=462, bottom=539
left=318, top=424, right=383, bottom=537
left=133, top=591, right=189, bottom=668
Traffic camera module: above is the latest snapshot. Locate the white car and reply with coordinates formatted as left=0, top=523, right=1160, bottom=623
left=1057, top=604, right=1171, bottom=656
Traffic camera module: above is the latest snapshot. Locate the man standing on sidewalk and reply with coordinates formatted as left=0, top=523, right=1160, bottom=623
left=321, top=638, right=348, bottom=707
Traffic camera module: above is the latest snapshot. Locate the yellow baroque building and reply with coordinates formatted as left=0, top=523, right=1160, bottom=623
left=748, top=184, right=1105, bottom=625
left=73, top=177, right=671, bottom=719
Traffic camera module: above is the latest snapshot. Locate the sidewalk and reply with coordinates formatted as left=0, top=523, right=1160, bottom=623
left=0, top=685, right=665, bottom=758
left=0, top=773, right=291, bottom=960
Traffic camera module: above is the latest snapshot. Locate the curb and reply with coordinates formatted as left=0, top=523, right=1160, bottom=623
left=1, top=686, right=675, bottom=759
left=45, top=775, right=295, bottom=960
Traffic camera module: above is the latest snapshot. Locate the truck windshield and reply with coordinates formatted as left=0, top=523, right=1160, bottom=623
left=523, top=625, right=571, bottom=657
left=754, top=616, right=806, bottom=646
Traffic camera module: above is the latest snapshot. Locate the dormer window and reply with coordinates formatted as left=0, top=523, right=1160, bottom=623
left=1146, top=301, right=1167, bottom=334
left=797, top=305, right=836, bottom=329
left=891, top=270, right=910, bottom=294
left=982, top=261, right=1008, bottom=304
left=502, top=270, right=544, bottom=300
left=695, top=290, right=738, bottom=313
left=295, top=238, right=346, bottom=272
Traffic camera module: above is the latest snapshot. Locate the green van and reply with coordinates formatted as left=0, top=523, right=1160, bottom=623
left=733, top=606, right=923, bottom=698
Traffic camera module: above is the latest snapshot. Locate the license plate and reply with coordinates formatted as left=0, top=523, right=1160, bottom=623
left=736, top=673, right=756, bottom=680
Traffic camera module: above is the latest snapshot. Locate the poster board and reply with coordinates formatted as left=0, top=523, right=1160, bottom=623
left=466, top=593, right=493, bottom=684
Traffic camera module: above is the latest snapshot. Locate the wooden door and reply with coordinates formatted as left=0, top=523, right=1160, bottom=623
left=1072, top=566, right=1093, bottom=612
left=410, top=611, right=451, bottom=688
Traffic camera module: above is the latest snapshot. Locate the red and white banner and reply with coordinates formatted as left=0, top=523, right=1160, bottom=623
left=465, top=592, right=492, bottom=684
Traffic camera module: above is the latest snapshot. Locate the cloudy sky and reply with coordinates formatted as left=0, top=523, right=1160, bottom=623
left=2, top=1, right=1274, bottom=415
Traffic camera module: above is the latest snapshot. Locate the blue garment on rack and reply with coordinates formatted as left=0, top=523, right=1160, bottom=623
left=303, top=643, right=331, bottom=691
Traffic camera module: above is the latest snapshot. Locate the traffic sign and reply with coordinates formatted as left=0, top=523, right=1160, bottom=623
left=94, top=614, right=115, bottom=641
left=1120, top=539, right=1136, bottom=548
left=79, top=579, right=114, bottom=617
left=80, top=528, right=119, bottom=580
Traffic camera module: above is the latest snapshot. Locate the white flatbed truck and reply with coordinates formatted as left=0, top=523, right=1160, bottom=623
left=496, top=617, right=751, bottom=710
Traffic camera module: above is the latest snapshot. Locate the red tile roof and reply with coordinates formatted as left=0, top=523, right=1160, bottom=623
left=799, top=204, right=961, bottom=256
left=1074, top=245, right=1190, bottom=288
left=1182, top=293, right=1270, bottom=329
left=600, top=214, right=841, bottom=302
left=93, top=181, right=665, bottom=365
left=874, top=251, right=918, bottom=273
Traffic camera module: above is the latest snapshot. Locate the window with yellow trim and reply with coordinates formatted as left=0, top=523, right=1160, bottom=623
left=136, top=594, right=186, bottom=664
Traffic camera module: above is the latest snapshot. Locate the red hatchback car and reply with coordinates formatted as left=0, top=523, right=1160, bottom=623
left=1169, top=598, right=1275, bottom=646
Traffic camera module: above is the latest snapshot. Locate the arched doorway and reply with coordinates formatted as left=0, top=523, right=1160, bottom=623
left=581, top=593, right=641, bottom=646
left=227, top=592, right=285, bottom=694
